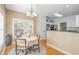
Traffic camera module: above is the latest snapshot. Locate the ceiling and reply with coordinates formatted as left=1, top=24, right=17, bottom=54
left=5, top=4, right=79, bottom=19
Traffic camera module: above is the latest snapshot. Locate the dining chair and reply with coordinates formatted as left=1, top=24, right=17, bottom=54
left=32, top=34, right=40, bottom=52
left=27, top=39, right=37, bottom=53
left=15, top=39, right=28, bottom=55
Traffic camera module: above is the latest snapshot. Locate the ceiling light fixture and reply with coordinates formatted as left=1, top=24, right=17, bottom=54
left=54, top=13, right=63, bottom=17
left=66, top=5, right=70, bottom=8
left=26, top=4, right=37, bottom=17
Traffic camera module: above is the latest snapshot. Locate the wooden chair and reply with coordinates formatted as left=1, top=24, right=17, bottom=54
left=15, top=39, right=28, bottom=55
left=27, top=38, right=38, bottom=53
left=32, top=34, right=40, bottom=52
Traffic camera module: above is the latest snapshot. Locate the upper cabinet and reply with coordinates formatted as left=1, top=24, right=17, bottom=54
left=46, top=16, right=58, bottom=31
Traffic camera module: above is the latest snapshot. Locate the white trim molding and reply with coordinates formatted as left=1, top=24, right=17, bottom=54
left=47, top=43, right=72, bottom=55
left=0, top=43, right=5, bottom=55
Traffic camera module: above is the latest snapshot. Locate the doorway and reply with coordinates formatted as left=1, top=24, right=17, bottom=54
left=60, top=22, right=67, bottom=31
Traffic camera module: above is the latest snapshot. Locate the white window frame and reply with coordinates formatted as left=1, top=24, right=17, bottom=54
left=12, top=18, right=34, bottom=40
left=0, top=12, right=4, bottom=49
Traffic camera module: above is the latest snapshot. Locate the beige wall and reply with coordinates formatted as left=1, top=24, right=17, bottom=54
left=6, top=10, right=39, bottom=34
left=0, top=5, right=6, bottom=15
left=34, top=16, right=40, bottom=34
left=47, top=31, right=79, bottom=54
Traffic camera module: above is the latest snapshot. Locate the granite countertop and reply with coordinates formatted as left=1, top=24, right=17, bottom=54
left=47, top=30, right=79, bottom=33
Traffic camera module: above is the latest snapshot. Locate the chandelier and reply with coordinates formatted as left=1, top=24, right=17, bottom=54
left=26, top=4, right=37, bottom=17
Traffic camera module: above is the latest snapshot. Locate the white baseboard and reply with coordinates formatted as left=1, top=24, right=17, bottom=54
left=47, top=43, right=72, bottom=55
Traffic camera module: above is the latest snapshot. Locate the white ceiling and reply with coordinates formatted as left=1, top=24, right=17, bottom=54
left=5, top=4, right=79, bottom=19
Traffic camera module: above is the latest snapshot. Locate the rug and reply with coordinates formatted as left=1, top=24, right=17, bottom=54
left=7, top=44, right=47, bottom=55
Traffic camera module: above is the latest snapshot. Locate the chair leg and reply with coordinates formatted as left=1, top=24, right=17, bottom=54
left=22, top=50, right=24, bottom=53
left=38, top=46, right=40, bottom=53
left=29, top=47, right=32, bottom=53
left=15, top=49, right=17, bottom=55
left=25, top=51, right=28, bottom=55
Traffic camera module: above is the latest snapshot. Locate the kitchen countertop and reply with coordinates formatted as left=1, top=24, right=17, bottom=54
left=47, top=30, right=79, bottom=33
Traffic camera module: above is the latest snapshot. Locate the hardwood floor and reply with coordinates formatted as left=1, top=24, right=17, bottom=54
left=4, top=44, right=15, bottom=54
left=4, top=39, right=64, bottom=55
left=40, top=40, right=64, bottom=55
left=47, top=46, right=64, bottom=55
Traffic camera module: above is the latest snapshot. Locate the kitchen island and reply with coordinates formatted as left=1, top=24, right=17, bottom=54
left=47, top=31, right=79, bottom=54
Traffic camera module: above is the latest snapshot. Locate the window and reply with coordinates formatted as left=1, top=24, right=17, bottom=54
left=0, top=12, right=4, bottom=46
left=12, top=18, right=34, bottom=39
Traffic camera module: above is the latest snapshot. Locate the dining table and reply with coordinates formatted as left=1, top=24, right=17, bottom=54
left=17, top=35, right=38, bottom=52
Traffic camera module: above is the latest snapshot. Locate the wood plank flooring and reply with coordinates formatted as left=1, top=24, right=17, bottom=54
left=4, top=39, right=64, bottom=55
left=40, top=40, right=64, bottom=55
left=4, top=44, right=15, bottom=54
